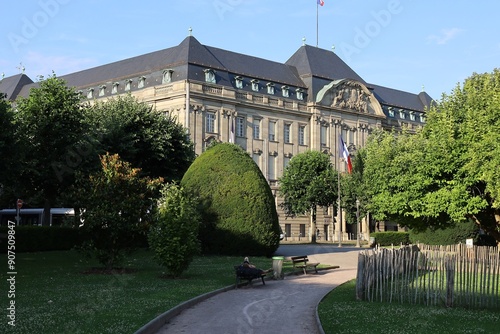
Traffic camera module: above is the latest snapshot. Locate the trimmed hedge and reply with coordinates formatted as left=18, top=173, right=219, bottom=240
left=181, top=143, right=280, bottom=256
left=409, top=220, right=497, bottom=246
left=0, top=226, right=82, bottom=253
left=370, top=232, right=410, bottom=246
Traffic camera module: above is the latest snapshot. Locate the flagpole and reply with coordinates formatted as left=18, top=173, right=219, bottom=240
left=316, top=2, right=319, bottom=47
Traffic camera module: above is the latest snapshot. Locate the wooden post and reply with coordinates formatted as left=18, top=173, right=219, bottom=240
left=356, top=253, right=365, bottom=300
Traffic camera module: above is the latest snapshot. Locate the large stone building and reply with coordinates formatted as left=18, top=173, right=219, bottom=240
left=1, top=35, right=433, bottom=242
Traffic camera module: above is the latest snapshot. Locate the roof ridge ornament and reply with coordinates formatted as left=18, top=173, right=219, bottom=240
left=188, top=27, right=192, bottom=36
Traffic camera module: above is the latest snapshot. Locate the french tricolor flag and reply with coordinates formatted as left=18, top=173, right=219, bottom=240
left=340, top=135, right=353, bottom=174
left=318, top=0, right=324, bottom=6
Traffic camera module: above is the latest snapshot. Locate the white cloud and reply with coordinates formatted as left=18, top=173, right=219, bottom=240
left=23, top=51, right=96, bottom=77
left=427, top=28, right=463, bottom=45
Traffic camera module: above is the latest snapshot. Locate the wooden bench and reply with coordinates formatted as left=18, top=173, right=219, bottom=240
left=291, top=255, right=320, bottom=275
left=234, top=265, right=266, bottom=288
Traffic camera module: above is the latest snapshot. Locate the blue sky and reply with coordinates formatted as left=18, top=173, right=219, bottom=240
left=1, top=0, right=499, bottom=100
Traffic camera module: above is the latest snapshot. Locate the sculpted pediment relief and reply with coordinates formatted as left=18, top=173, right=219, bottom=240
left=315, top=79, right=384, bottom=116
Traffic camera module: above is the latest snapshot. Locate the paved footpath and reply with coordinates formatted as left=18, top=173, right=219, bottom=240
left=148, top=249, right=361, bottom=334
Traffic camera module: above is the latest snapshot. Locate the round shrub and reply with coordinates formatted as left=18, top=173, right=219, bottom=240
left=409, top=220, right=497, bottom=246
left=181, top=143, right=280, bottom=256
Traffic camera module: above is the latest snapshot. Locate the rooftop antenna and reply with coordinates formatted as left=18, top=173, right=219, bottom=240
left=188, top=27, right=192, bottom=36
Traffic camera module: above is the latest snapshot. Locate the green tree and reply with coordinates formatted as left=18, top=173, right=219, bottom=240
left=364, top=70, right=500, bottom=243
left=278, top=151, right=337, bottom=243
left=13, top=75, right=89, bottom=221
left=148, top=184, right=201, bottom=277
left=0, top=93, right=16, bottom=206
left=341, top=149, right=369, bottom=227
left=88, top=95, right=195, bottom=181
left=79, top=153, right=162, bottom=270
left=181, top=143, right=280, bottom=256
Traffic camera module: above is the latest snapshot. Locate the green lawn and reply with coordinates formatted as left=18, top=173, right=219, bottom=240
left=318, top=280, right=500, bottom=334
left=1, top=249, right=277, bottom=334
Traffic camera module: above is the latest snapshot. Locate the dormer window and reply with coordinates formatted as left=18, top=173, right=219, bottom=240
left=125, top=79, right=132, bottom=91
left=388, top=107, right=394, bottom=117
left=87, top=88, right=94, bottom=99
left=399, top=109, right=405, bottom=119
left=235, top=76, right=243, bottom=89
left=421, top=114, right=426, bottom=123
left=251, top=79, right=259, bottom=92
left=296, top=88, right=304, bottom=100
left=267, top=82, right=275, bottom=95
left=99, top=85, right=106, bottom=97
left=409, top=111, right=415, bottom=121
left=138, top=76, right=146, bottom=89
left=204, top=69, right=216, bottom=83
left=112, top=82, right=119, bottom=94
left=282, top=85, right=289, bottom=98
left=162, top=69, right=173, bottom=84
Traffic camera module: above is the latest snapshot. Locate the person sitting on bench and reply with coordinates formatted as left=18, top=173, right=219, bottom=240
left=239, top=257, right=268, bottom=276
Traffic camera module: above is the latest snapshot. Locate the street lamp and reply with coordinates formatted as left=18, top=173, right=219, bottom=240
left=356, top=199, right=361, bottom=248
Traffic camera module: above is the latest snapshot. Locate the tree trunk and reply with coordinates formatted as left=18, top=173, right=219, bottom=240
left=310, top=207, right=317, bottom=243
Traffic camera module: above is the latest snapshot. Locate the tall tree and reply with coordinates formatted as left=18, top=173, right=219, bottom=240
left=88, top=95, right=195, bottom=182
left=0, top=93, right=16, bottom=206
left=364, top=70, right=500, bottom=242
left=278, top=151, right=337, bottom=242
left=14, top=75, right=89, bottom=222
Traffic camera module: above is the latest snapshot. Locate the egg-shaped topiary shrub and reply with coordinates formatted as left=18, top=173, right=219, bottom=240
left=181, top=143, right=280, bottom=256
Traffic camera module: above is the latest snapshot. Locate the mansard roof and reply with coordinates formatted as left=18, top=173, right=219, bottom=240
left=0, top=74, right=33, bottom=100
left=286, top=44, right=366, bottom=83
left=5, top=36, right=433, bottom=112
left=370, top=83, right=433, bottom=112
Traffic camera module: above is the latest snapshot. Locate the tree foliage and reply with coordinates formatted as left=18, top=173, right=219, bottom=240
left=364, top=70, right=500, bottom=242
left=12, top=75, right=89, bottom=215
left=79, top=153, right=162, bottom=269
left=181, top=143, right=280, bottom=256
left=148, top=184, right=201, bottom=277
left=0, top=93, right=15, bottom=205
left=278, top=150, right=337, bottom=242
left=88, top=95, right=195, bottom=181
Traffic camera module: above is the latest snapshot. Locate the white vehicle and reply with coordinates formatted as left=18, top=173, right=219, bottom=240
left=0, top=208, right=75, bottom=226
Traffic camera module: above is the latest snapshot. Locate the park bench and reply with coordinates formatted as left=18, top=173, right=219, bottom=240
left=291, top=255, right=320, bottom=275
left=234, top=265, right=266, bottom=288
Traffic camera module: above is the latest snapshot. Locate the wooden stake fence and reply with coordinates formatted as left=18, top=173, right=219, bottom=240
left=356, top=243, right=500, bottom=309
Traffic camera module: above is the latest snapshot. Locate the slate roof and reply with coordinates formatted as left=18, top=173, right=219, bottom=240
left=286, top=44, right=366, bottom=83
left=4, top=36, right=433, bottom=111
left=370, top=83, right=433, bottom=112
left=0, top=74, right=33, bottom=100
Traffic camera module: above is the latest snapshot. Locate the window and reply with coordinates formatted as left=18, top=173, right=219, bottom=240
left=320, top=125, right=328, bottom=146
left=388, top=107, right=394, bottom=117
left=296, top=88, right=304, bottom=101
left=204, top=69, right=216, bottom=83
left=421, top=114, right=426, bottom=123
left=267, top=83, right=275, bottom=95
left=268, top=155, right=276, bottom=180
left=235, top=76, right=243, bottom=89
left=284, top=123, right=291, bottom=143
left=138, top=76, right=146, bottom=88
left=269, top=120, right=276, bottom=141
left=298, top=125, right=306, bottom=145
left=99, top=85, right=106, bottom=97
left=253, top=118, right=261, bottom=139
left=86, top=88, right=94, bottom=99
left=252, top=153, right=260, bottom=167
left=282, top=85, right=289, bottom=98
left=285, top=224, right=291, bottom=238
left=112, top=82, right=119, bottom=94
left=236, top=117, right=245, bottom=137
left=409, top=111, right=415, bottom=121
left=206, top=112, right=216, bottom=133
left=299, top=224, right=306, bottom=238
left=284, top=155, right=291, bottom=169
left=251, top=79, right=259, bottom=92
left=399, top=109, right=405, bottom=119
left=162, top=69, right=173, bottom=84
left=125, top=79, right=132, bottom=91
